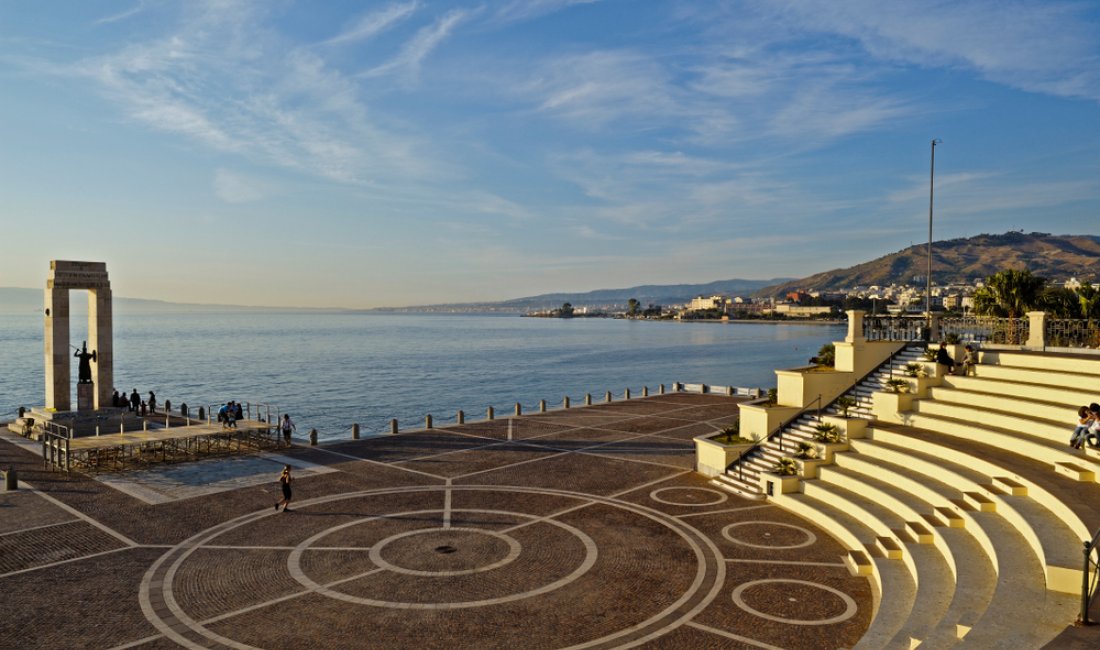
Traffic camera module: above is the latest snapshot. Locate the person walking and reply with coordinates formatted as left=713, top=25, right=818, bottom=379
left=148, top=391, right=157, bottom=414
left=275, top=465, right=293, bottom=512
left=130, top=389, right=140, bottom=413
left=280, top=414, right=296, bottom=446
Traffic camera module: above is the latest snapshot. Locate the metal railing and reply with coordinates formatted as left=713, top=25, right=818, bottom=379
left=939, top=317, right=1029, bottom=345
left=727, top=343, right=920, bottom=477
left=1081, top=527, right=1100, bottom=625
left=862, top=316, right=928, bottom=341
left=1048, top=319, right=1100, bottom=349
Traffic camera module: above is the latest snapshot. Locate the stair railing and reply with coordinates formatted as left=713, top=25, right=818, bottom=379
left=1080, top=527, right=1100, bottom=625
left=725, top=343, right=921, bottom=474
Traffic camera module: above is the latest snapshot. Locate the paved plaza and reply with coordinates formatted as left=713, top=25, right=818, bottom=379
left=0, top=394, right=872, bottom=649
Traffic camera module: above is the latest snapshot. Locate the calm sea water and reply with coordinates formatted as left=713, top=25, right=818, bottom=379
left=0, top=313, right=841, bottom=442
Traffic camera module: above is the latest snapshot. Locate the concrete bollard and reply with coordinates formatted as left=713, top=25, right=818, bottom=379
left=457, top=410, right=464, bottom=424
left=181, top=403, right=188, bottom=417
left=165, top=399, right=172, bottom=414
left=605, top=391, right=612, bottom=403
left=659, top=384, right=665, bottom=395
left=3, top=467, right=16, bottom=491
left=309, top=428, right=318, bottom=446
left=426, top=414, right=433, bottom=429
left=18, top=406, right=25, bottom=418
left=514, top=403, right=522, bottom=417
left=539, top=399, right=546, bottom=413
left=198, top=406, right=206, bottom=421
left=390, top=419, right=398, bottom=434
left=563, top=396, right=570, bottom=409
left=143, top=419, right=148, bottom=431
left=487, top=406, right=495, bottom=421
left=585, top=393, right=592, bottom=406
left=642, top=386, right=649, bottom=397
left=726, top=386, right=734, bottom=397
left=352, top=423, right=360, bottom=440
left=624, top=388, right=631, bottom=400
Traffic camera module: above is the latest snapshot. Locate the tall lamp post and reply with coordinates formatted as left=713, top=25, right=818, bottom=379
left=926, top=138, right=942, bottom=338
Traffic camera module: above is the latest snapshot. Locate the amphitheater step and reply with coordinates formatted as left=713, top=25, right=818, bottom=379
left=845, top=549, right=873, bottom=576
left=905, top=520, right=934, bottom=544
left=1054, top=461, right=1096, bottom=482
left=932, top=506, right=965, bottom=528
left=875, top=535, right=903, bottom=560
left=963, top=491, right=996, bottom=512
left=992, top=476, right=1027, bottom=496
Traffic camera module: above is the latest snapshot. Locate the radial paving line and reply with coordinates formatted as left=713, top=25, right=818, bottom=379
left=685, top=621, right=787, bottom=650
left=139, top=484, right=728, bottom=649
left=21, top=481, right=139, bottom=547
left=0, top=546, right=135, bottom=580
left=0, top=518, right=81, bottom=538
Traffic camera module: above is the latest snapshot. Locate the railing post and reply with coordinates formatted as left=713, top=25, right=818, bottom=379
left=352, top=423, right=360, bottom=440
left=1027, top=311, right=1047, bottom=349
left=425, top=414, right=433, bottom=429
left=624, top=388, right=631, bottom=400
left=514, top=403, right=521, bottom=417
left=457, top=410, right=464, bottom=424
left=585, top=393, right=592, bottom=406
left=659, top=384, right=665, bottom=395
left=390, top=418, right=398, bottom=434
left=487, top=406, right=494, bottom=421
left=605, top=391, right=612, bottom=403
left=642, top=386, right=648, bottom=397
left=563, top=396, right=570, bottom=409
left=309, top=429, right=318, bottom=446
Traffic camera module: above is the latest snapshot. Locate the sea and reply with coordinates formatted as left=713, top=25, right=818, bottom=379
left=0, top=312, right=841, bottom=442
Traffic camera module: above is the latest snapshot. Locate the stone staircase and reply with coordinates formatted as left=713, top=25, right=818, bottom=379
left=710, top=344, right=927, bottom=499
left=709, top=344, right=1100, bottom=648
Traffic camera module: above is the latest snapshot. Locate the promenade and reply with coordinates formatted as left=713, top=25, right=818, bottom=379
left=0, top=393, right=872, bottom=649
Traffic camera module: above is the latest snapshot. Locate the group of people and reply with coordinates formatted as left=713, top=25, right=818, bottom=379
left=935, top=342, right=978, bottom=376
left=218, top=401, right=245, bottom=429
left=111, top=388, right=156, bottom=415
left=1070, top=404, right=1100, bottom=450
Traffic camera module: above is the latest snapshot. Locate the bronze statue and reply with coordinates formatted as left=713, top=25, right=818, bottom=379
left=74, top=340, right=96, bottom=384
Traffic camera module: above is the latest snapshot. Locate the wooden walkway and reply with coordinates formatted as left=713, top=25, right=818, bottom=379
left=43, top=419, right=283, bottom=473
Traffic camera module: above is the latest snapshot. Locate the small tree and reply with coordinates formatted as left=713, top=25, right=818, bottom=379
left=815, top=343, right=835, bottom=367
left=885, top=378, right=910, bottom=393
left=559, top=302, right=574, bottom=318
left=835, top=395, right=856, bottom=418
left=813, top=422, right=842, bottom=443
left=796, top=441, right=819, bottom=459
left=626, top=298, right=640, bottom=317
left=773, top=457, right=799, bottom=476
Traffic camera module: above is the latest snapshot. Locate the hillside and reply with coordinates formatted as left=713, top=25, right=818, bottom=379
left=756, top=232, right=1100, bottom=297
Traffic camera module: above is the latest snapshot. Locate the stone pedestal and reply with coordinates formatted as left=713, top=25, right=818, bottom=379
left=77, top=383, right=94, bottom=411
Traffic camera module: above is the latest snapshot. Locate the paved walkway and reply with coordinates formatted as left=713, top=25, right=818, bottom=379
left=0, top=394, right=872, bottom=649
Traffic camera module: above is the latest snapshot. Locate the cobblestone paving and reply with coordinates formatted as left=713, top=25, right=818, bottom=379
left=0, top=394, right=872, bottom=649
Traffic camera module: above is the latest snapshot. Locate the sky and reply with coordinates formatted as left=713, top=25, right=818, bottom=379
left=1, top=0, right=1099, bottom=308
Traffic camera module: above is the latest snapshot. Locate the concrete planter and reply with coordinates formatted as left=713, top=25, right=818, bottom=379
left=694, top=435, right=755, bottom=477
left=872, top=391, right=915, bottom=424
left=760, top=472, right=800, bottom=496
left=793, top=457, right=828, bottom=479
left=821, top=415, right=868, bottom=440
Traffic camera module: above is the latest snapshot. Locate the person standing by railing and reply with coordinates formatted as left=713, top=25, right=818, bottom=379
left=280, top=414, right=296, bottom=445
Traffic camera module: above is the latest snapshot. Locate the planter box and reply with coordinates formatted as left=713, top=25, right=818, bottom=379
left=738, top=403, right=799, bottom=441
left=793, top=457, right=828, bottom=479
left=872, top=391, right=915, bottom=424
left=694, top=435, right=755, bottom=477
left=821, top=415, right=868, bottom=440
left=760, top=472, right=800, bottom=496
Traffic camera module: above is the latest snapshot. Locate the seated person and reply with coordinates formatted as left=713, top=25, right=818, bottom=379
left=961, top=344, right=978, bottom=376
left=935, top=342, right=955, bottom=374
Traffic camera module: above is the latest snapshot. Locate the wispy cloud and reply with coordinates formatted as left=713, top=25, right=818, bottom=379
left=93, top=1, right=147, bottom=26
left=491, top=0, right=601, bottom=25
left=761, top=0, right=1100, bottom=102
left=360, top=9, right=467, bottom=80
left=214, top=169, right=265, bottom=203
left=323, top=2, right=419, bottom=47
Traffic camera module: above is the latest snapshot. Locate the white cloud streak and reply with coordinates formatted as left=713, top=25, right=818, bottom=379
left=324, top=2, right=419, bottom=47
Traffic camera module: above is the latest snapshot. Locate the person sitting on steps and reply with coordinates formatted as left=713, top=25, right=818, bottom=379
left=935, top=342, right=956, bottom=375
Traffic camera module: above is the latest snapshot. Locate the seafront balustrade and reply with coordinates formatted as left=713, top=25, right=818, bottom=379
left=862, top=312, right=1098, bottom=350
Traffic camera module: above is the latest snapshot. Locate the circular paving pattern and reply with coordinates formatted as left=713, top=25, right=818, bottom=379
left=649, top=486, right=728, bottom=506
left=721, top=520, right=818, bottom=549
left=140, top=485, right=726, bottom=649
left=732, top=579, right=858, bottom=625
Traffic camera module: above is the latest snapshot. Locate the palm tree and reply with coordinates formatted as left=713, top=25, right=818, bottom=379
left=626, top=298, right=639, bottom=318
left=972, top=269, right=1046, bottom=318
left=1076, top=282, right=1100, bottom=321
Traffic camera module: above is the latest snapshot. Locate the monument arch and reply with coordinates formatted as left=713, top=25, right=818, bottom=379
left=44, top=260, right=113, bottom=411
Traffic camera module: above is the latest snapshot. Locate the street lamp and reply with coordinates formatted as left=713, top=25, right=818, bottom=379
left=926, top=138, right=942, bottom=338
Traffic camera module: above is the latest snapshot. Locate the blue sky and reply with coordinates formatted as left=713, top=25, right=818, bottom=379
left=2, top=1, right=1098, bottom=308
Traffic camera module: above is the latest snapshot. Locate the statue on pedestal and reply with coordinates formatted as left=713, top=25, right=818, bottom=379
left=75, top=340, right=97, bottom=384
